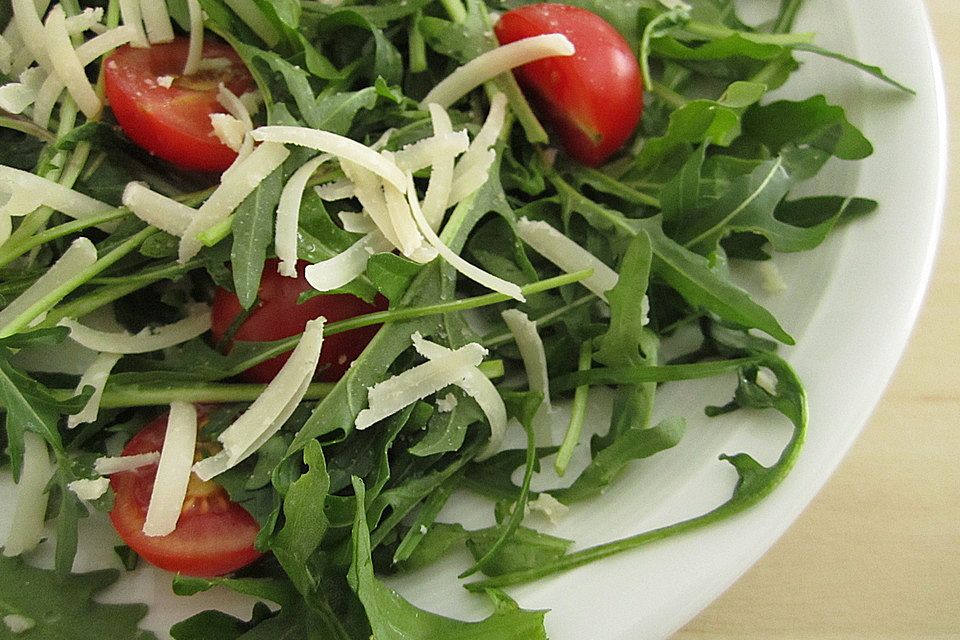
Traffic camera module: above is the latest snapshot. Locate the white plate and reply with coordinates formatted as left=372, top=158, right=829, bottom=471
left=0, top=1, right=946, bottom=638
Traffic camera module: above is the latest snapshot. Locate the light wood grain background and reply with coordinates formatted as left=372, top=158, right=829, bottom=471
left=677, top=2, right=960, bottom=638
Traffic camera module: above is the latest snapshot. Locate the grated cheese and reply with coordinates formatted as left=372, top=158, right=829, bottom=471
left=411, top=333, right=507, bottom=460
left=93, top=452, right=160, bottom=475
left=755, top=367, right=779, bottom=396
left=337, top=210, right=376, bottom=233
left=67, top=351, right=122, bottom=428
left=122, top=181, right=195, bottom=237
left=0, top=237, right=97, bottom=337
left=758, top=260, right=788, bottom=295
left=436, top=392, right=458, bottom=413
left=421, top=33, right=575, bottom=108
left=3, top=613, right=36, bottom=634
left=276, top=154, right=331, bottom=277
left=180, top=141, right=290, bottom=262
left=381, top=151, right=432, bottom=260
left=119, top=0, right=148, bottom=47
left=0, top=79, right=37, bottom=114
left=453, top=92, right=507, bottom=183
left=11, top=0, right=51, bottom=72
left=516, top=217, right=618, bottom=301
left=2, top=432, right=54, bottom=557
left=44, top=5, right=101, bottom=119
left=315, top=180, right=356, bottom=203
left=393, top=129, right=469, bottom=174
left=419, top=104, right=457, bottom=231
left=0, top=165, right=115, bottom=220
left=209, top=113, right=246, bottom=152
left=501, top=309, right=551, bottom=412
left=182, top=0, right=204, bottom=76
left=356, top=339, right=487, bottom=430
left=67, top=477, right=110, bottom=501
left=527, top=492, right=569, bottom=524
left=139, top=0, right=175, bottom=43
left=340, top=158, right=402, bottom=248
left=143, top=402, right=197, bottom=537
left=60, top=305, right=212, bottom=354
left=194, top=318, right=324, bottom=480
left=156, top=74, right=174, bottom=88
left=304, top=230, right=393, bottom=292
left=65, top=7, right=106, bottom=36
left=0, top=34, right=12, bottom=75
left=407, top=174, right=525, bottom=302
left=252, top=126, right=407, bottom=192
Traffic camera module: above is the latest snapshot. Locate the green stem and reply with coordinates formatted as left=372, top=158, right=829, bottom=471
left=551, top=357, right=761, bottom=394
left=650, top=79, right=689, bottom=110
left=773, top=0, right=804, bottom=34
left=483, top=294, right=595, bottom=348
left=54, top=381, right=335, bottom=408
left=0, top=115, right=57, bottom=143
left=408, top=11, right=427, bottom=74
left=683, top=20, right=814, bottom=45
left=555, top=338, right=592, bottom=476
left=438, top=0, right=467, bottom=23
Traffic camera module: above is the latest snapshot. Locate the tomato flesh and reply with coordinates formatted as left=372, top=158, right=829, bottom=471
left=109, top=411, right=262, bottom=577
left=211, top=259, right=388, bottom=383
left=494, top=4, right=643, bottom=166
left=103, top=36, right=253, bottom=172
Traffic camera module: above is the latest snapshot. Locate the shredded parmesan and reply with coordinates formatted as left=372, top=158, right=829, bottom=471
left=122, top=182, right=195, bottom=237
left=180, top=142, right=290, bottom=262
left=436, top=392, right=458, bottom=413
left=67, top=351, right=122, bottom=428
left=65, top=7, right=106, bottom=36
left=2, top=432, right=54, bottom=557
left=340, top=158, right=402, bottom=249
left=209, top=113, right=246, bottom=152
left=755, top=367, right=779, bottom=395
left=304, top=230, right=393, bottom=292
left=68, top=477, right=110, bottom=501
left=407, top=174, right=525, bottom=302
left=0, top=34, right=12, bottom=75
left=516, top=217, right=618, bottom=301
left=11, top=0, right=51, bottom=72
left=252, top=126, right=407, bottom=192
left=93, top=452, right=160, bottom=475
left=119, top=0, right=148, bottom=47
left=276, top=155, right=331, bottom=277
left=215, top=84, right=255, bottom=157
left=139, top=0, right=174, bottom=43
left=356, top=340, right=487, bottom=430
left=143, top=402, right=197, bottom=537
left=453, top=92, right=507, bottom=184
left=393, top=130, right=470, bottom=174
left=0, top=67, right=44, bottom=113
left=0, top=165, right=115, bottom=221
left=410, top=333, right=508, bottom=459
left=3, top=613, right=36, bottom=634
left=421, top=34, right=575, bottom=108
left=60, top=305, right=211, bottom=354
left=0, top=237, right=97, bottom=337
left=193, top=318, right=325, bottom=480
left=44, top=5, right=100, bottom=118
left=315, top=180, right=356, bottom=203
left=527, top=492, right=569, bottom=524
left=758, top=260, right=788, bottom=294
left=337, top=210, right=376, bottom=233
left=183, top=0, right=204, bottom=76
left=501, top=309, right=552, bottom=411
left=419, top=104, right=458, bottom=231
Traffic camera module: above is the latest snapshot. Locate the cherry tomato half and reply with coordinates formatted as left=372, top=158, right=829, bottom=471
left=494, top=4, right=643, bottom=166
left=211, top=259, right=388, bottom=383
left=103, top=36, right=254, bottom=172
left=109, top=411, right=263, bottom=577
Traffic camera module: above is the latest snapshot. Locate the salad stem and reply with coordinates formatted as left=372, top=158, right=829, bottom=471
left=555, top=338, right=593, bottom=476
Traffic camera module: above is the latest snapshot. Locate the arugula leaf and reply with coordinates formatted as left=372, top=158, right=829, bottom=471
left=231, top=165, right=284, bottom=310
left=348, top=477, right=549, bottom=640
left=0, top=556, right=155, bottom=640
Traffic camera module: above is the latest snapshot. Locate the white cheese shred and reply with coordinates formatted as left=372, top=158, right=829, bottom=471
left=304, top=230, right=393, bottom=292
left=118, top=0, right=148, bottom=47
left=182, top=0, right=204, bottom=76
left=356, top=340, right=487, bottom=431
left=59, top=305, right=212, bottom=354
left=251, top=126, right=407, bottom=192
left=393, top=130, right=469, bottom=174
left=193, top=318, right=325, bottom=481
left=407, top=174, right=525, bottom=302
left=276, top=154, right=331, bottom=277
left=180, top=142, right=290, bottom=262
left=516, top=217, right=618, bottom=301
left=67, top=351, right=122, bottom=428
left=0, top=34, right=12, bottom=75
left=411, top=333, right=507, bottom=460
left=44, top=5, right=101, bottom=119
left=1, top=163, right=115, bottom=221
left=421, top=33, right=575, bottom=108
left=501, top=309, right=552, bottom=412
left=337, top=210, right=376, bottom=233
left=527, top=492, right=569, bottom=524
left=419, top=104, right=457, bottom=231
left=315, top=181, right=356, bottom=203
left=139, top=0, right=175, bottom=43
left=11, top=0, right=51, bottom=72
left=0, top=237, right=97, bottom=337
left=452, top=92, right=507, bottom=185
left=67, top=477, right=110, bottom=501
left=340, top=158, right=403, bottom=249
left=143, top=402, right=197, bottom=537
left=2, top=432, right=54, bottom=557
left=122, top=182, right=195, bottom=237
left=3, top=613, right=36, bottom=634
left=93, top=452, right=160, bottom=475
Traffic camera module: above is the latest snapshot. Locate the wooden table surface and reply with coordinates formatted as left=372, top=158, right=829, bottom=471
left=677, top=2, right=960, bottom=638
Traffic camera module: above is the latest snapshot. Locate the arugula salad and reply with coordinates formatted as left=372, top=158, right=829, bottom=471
left=0, top=0, right=910, bottom=637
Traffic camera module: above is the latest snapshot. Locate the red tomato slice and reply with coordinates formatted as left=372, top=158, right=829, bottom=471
left=103, top=36, right=254, bottom=172
left=211, top=259, right=388, bottom=383
left=109, top=411, right=262, bottom=577
left=494, top=4, right=643, bottom=166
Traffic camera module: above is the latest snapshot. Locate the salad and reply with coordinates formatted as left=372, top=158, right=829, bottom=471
left=0, top=0, right=910, bottom=638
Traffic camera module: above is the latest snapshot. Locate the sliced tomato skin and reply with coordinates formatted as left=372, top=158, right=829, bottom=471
left=108, top=412, right=262, bottom=577
left=103, top=36, right=253, bottom=172
left=494, top=4, right=643, bottom=166
left=211, top=259, right=388, bottom=383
